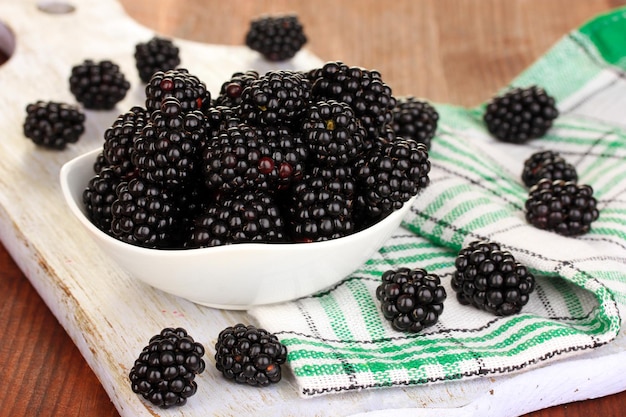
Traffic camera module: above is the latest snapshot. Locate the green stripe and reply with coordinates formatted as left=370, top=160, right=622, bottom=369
left=579, top=7, right=626, bottom=69
left=346, top=279, right=387, bottom=340
left=546, top=278, right=586, bottom=319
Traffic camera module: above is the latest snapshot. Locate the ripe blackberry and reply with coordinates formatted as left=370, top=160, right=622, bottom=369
left=240, top=70, right=311, bottom=127
left=110, top=177, right=180, bottom=248
left=69, top=59, right=130, bottom=110
left=286, top=165, right=355, bottom=242
left=245, top=14, right=307, bottom=62
left=355, top=137, right=430, bottom=221
left=129, top=327, right=205, bottom=409
left=133, top=97, right=205, bottom=188
left=135, top=36, right=181, bottom=83
left=103, top=106, right=148, bottom=178
left=391, top=96, right=439, bottom=150
left=310, top=61, right=396, bottom=142
left=376, top=267, right=446, bottom=333
left=261, top=125, right=308, bottom=190
left=525, top=179, right=599, bottom=236
left=215, top=323, right=288, bottom=386
left=83, top=167, right=121, bottom=233
left=483, top=85, right=558, bottom=143
left=186, top=189, right=286, bottom=247
left=93, top=151, right=108, bottom=174
left=145, top=68, right=210, bottom=113
left=521, top=150, right=578, bottom=188
left=23, top=100, right=85, bottom=149
left=204, top=105, right=242, bottom=139
left=214, top=70, right=260, bottom=107
left=201, top=123, right=277, bottom=193
left=301, top=99, right=366, bottom=167
left=451, top=240, right=536, bottom=316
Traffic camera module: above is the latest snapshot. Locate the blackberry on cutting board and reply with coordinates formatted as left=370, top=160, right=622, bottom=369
left=214, top=70, right=260, bottom=107
left=69, top=59, right=130, bottom=110
left=391, top=96, right=439, bottom=149
left=103, top=106, right=148, bottom=178
left=185, top=189, right=286, bottom=248
left=239, top=70, right=311, bottom=127
left=82, top=167, right=121, bottom=233
left=301, top=99, right=367, bottom=167
left=483, top=85, right=558, bottom=143
left=451, top=240, right=536, bottom=316
left=23, top=100, right=85, bottom=149
left=245, top=14, right=307, bottom=62
left=110, top=176, right=180, bottom=248
left=129, top=327, right=205, bottom=409
left=376, top=267, right=446, bottom=333
left=135, top=36, right=181, bottom=83
left=132, top=97, right=205, bottom=188
left=286, top=165, right=355, bottom=242
left=215, top=323, right=288, bottom=386
left=145, top=68, right=210, bottom=113
left=525, top=179, right=599, bottom=236
left=521, top=150, right=578, bottom=188
left=309, top=61, right=396, bottom=143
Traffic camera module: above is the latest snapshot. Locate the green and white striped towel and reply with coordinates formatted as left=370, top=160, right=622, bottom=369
left=249, top=7, right=626, bottom=397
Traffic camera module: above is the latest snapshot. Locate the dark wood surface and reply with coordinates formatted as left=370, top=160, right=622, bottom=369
left=1, top=1, right=626, bottom=416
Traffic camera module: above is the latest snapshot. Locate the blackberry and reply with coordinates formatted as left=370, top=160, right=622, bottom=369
left=376, top=267, right=446, bottom=333
left=82, top=167, right=121, bottom=233
left=214, top=70, right=260, bottom=107
left=103, top=106, right=148, bottom=178
left=214, top=323, right=288, bottom=386
left=135, top=36, right=181, bottom=83
left=286, top=165, right=355, bottom=242
left=204, top=105, right=242, bottom=139
left=240, top=70, right=311, bottom=127
left=69, top=59, right=130, bottom=110
left=93, top=151, right=108, bottom=174
left=201, top=123, right=277, bottom=193
left=391, top=96, right=439, bottom=149
left=110, top=177, right=180, bottom=248
left=261, top=125, right=308, bottom=190
left=483, top=85, right=558, bottom=143
left=129, top=327, right=205, bottom=409
left=145, top=68, right=210, bottom=113
left=451, top=240, right=536, bottom=316
left=133, top=97, right=205, bottom=189
left=525, top=179, right=599, bottom=236
left=245, top=14, right=307, bottom=62
left=310, top=61, right=396, bottom=142
left=355, top=137, right=430, bottom=221
left=23, top=100, right=85, bottom=149
left=186, top=189, right=285, bottom=247
left=301, top=99, right=366, bottom=167
left=521, top=150, right=578, bottom=188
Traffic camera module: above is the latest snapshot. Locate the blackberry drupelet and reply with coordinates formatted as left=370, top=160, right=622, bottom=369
left=451, top=240, right=536, bottom=316
left=261, top=125, right=308, bottom=190
left=355, top=137, right=430, bottom=221
left=214, top=70, right=260, bottom=107
left=185, top=189, right=286, bottom=247
left=83, top=167, right=121, bottom=234
left=391, top=96, right=439, bottom=149
left=240, top=70, right=311, bottom=127
left=69, top=59, right=130, bottom=110
left=483, top=85, right=559, bottom=143
left=309, top=61, right=396, bottom=143
left=145, top=68, right=210, bottom=113
left=133, top=97, right=205, bottom=188
left=103, top=106, right=148, bottom=178
left=110, top=176, right=180, bottom=248
left=135, top=36, right=181, bottom=83
left=245, top=14, right=307, bottom=62
left=23, top=100, right=85, bottom=149
left=129, top=327, right=205, bottom=409
left=214, top=323, right=288, bottom=386
left=525, top=179, right=599, bottom=236
left=301, top=99, right=367, bottom=167
left=376, top=267, right=446, bottom=333
left=286, top=165, right=355, bottom=242
left=93, top=151, right=108, bottom=174
left=521, top=150, right=578, bottom=188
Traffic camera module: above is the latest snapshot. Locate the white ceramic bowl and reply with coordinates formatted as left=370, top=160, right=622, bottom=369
left=60, top=148, right=417, bottom=310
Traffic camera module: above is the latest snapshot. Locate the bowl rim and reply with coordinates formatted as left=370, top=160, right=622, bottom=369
left=60, top=147, right=417, bottom=259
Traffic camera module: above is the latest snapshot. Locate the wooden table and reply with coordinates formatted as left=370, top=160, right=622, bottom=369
left=1, top=1, right=625, bottom=416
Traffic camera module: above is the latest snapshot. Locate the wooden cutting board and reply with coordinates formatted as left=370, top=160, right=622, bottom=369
left=0, top=1, right=624, bottom=416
